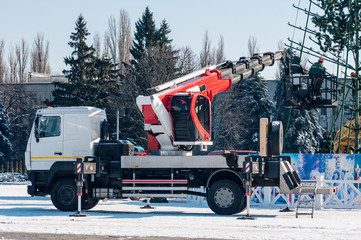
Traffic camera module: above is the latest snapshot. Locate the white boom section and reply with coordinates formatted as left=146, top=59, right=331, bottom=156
left=149, top=65, right=217, bottom=92
left=136, top=95, right=174, bottom=150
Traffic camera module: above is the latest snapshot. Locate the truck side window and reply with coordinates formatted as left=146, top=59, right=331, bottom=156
left=37, top=116, right=61, bottom=138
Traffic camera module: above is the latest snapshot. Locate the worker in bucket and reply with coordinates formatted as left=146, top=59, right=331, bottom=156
left=309, top=57, right=326, bottom=99
left=291, top=56, right=306, bottom=74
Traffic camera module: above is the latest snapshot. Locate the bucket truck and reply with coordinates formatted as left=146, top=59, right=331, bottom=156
left=25, top=51, right=335, bottom=215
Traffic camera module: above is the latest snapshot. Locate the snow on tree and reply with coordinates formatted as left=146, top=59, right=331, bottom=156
left=214, top=37, right=274, bottom=150
left=0, top=101, right=12, bottom=167
left=214, top=73, right=274, bottom=150
left=273, top=54, right=324, bottom=153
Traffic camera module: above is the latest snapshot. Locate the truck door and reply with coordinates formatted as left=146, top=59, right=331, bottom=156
left=30, top=114, right=64, bottom=170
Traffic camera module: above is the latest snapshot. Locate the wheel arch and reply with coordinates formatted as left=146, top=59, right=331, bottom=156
left=206, top=169, right=245, bottom=191
left=47, top=161, right=75, bottom=187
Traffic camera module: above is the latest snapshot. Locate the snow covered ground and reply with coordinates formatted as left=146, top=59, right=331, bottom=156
left=1, top=184, right=360, bottom=240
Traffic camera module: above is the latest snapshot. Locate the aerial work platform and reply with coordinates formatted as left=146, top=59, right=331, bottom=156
left=284, top=75, right=338, bottom=109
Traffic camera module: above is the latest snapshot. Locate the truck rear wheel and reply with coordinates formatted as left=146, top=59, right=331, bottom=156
left=207, top=180, right=246, bottom=215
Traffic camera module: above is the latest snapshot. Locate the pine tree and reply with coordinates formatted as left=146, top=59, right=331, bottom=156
left=213, top=37, right=274, bottom=150
left=48, top=15, right=119, bottom=109
left=311, top=0, right=361, bottom=151
left=121, top=7, right=178, bottom=147
left=274, top=59, right=324, bottom=153
left=130, top=7, right=158, bottom=63
left=237, top=74, right=274, bottom=150
left=214, top=73, right=274, bottom=150
left=130, top=7, right=178, bottom=94
left=64, top=14, right=96, bottom=84
left=48, top=15, right=96, bottom=107
left=0, top=101, right=12, bottom=169
left=47, top=15, right=120, bottom=135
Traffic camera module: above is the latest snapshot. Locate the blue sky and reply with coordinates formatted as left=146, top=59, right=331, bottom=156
left=1, top=0, right=307, bottom=79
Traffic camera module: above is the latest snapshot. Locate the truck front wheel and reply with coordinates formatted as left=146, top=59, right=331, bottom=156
left=51, top=177, right=99, bottom=211
left=51, top=177, right=77, bottom=211
left=207, top=180, right=246, bottom=215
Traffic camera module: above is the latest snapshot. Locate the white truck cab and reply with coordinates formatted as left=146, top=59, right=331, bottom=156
left=25, top=106, right=106, bottom=172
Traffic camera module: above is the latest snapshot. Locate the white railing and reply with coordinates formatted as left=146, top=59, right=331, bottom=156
left=322, top=179, right=361, bottom=209
left=251, top=178, right=361, bottom=209
left=188, top=178, right=361, bottom=209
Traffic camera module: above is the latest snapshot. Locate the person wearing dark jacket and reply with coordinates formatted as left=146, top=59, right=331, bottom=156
left=291, top=56, right=306, bottom=74
left=309, top=58, right=326, bottom=98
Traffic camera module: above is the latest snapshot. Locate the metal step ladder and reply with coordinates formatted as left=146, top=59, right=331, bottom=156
left=296, top=180, right=317, bottom=218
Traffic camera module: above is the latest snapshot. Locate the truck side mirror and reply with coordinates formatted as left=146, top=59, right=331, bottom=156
left=100, top=120, right=109, bottom=140
left=34, top=116, right=40, bottom=143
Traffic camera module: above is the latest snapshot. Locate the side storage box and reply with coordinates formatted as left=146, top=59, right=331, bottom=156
left=97, top=140, right=135, bottom=157
left=95, top=140, right=135, bottom=178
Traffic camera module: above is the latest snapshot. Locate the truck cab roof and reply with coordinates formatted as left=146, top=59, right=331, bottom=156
left=37, top=106, right=105, bottom=115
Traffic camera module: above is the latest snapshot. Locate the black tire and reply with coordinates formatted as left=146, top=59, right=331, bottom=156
left=51, top=177, right=77, bottom=211
left=207, top=180, right=246, bottom=215
left=270, top=121, right=283, bottom=156
left=51, top=177, right=99, bottom=211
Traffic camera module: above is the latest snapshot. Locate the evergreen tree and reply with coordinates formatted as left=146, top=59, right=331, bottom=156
left=130, top=7, right=158, bottom=63
left=312, top=0, right=360, bottom=56
left=64, top=14, right=96, bottom=84
left=130, top=7, right=178, bottom=94
left=0, top=101, right=12, bottom=168
left=48, top=14, right=96, bottom=107
left=47, top=15, right=119, bottom=109
left=47, top=15, right=120, bottom=135
left=311, top=0, right=361, bottom=151
left=237, top=74, right=274, bottom=150
left=214, top=73, right=274, bottom=150
left=214, top=37, right=275, bottom=150
left=121, top=7, right=178, bottom=147
left=274, top=58, right=324, bottom=153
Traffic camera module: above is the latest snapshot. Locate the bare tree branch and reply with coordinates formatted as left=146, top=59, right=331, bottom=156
left=215, top=35, right=225, bottom=63
left=107, top=15, right=118, bottom=65
left=8, top=47, right=17, bottom=83
left=0, top=84, right=43, bottom=163
left=15, top=39, right=29, bottom=82
left=118, top=9, right=132, bottom=75
left=31, top=33, right=50, bottom=74
left=93, top=31, right=101, bottom=58
left=200, top=30, right=214, bottom=67
left=0, top=39, right=8, bottom=83
left=247, top=36, right=259, bottom=56
left=103, top=32, right=110, bottom=58
left=177, top=46, right=197, bottom=75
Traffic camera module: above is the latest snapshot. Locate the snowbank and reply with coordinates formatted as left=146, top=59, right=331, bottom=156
left=0, top=173, right=27, bottom=183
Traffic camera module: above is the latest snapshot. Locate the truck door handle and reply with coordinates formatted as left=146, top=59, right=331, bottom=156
left=54, top=152, right=62, bottom=156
